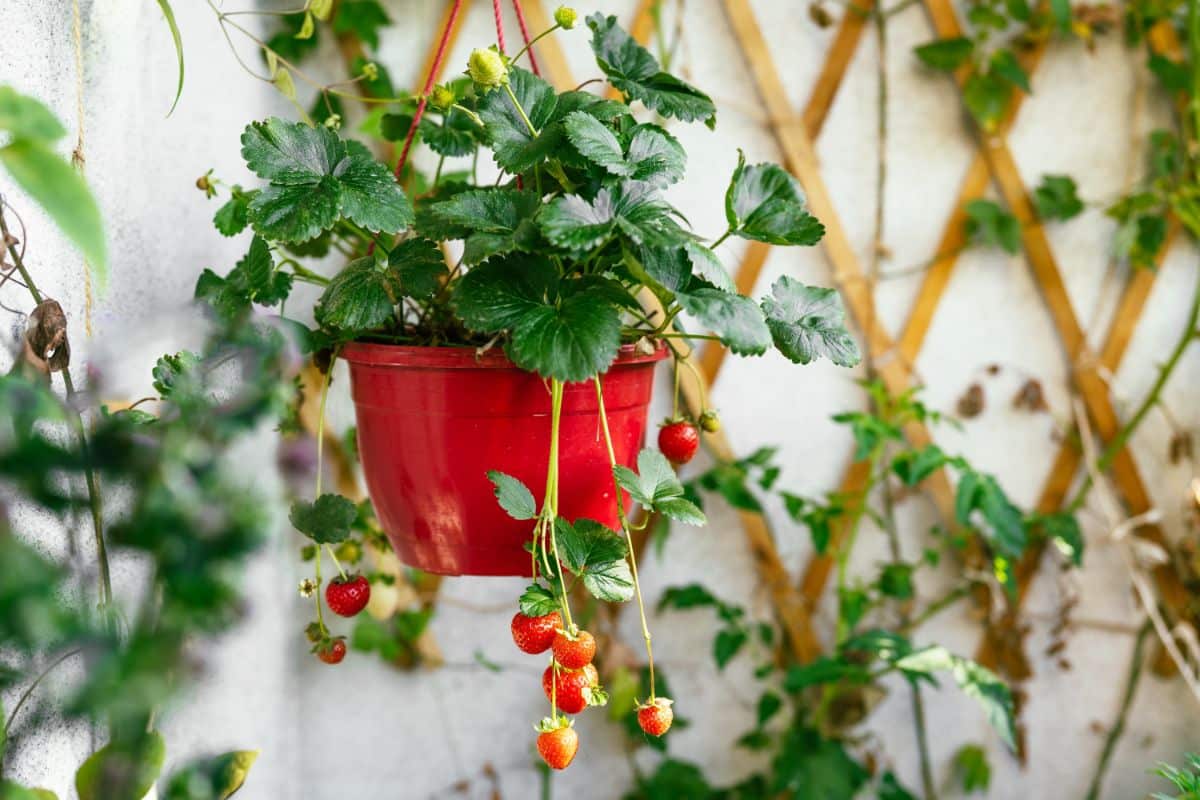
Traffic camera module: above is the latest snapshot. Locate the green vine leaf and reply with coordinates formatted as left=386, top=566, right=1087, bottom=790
left=586, top=13, right=716, bottom=127
left=760, top=276, right=861, bottom=366
left=895, top=646, right=1017, bottom=751
left=1032, top=511, right=1084, bottom=566
left=553, top=518, right=633, bottom=603
left=955, top=469, right=1026, bottom=558
left=963, top=72, right=1011, bottom=131
left=477, top=66, right=559, bottom=174
left=240, top=118, right=412, bottom=242
left=430, top=188, right=541, bottom=263
left=989, top=49, right=1031, bottom=93
left=315, top=256, right=396, bottom=333
left=1033, top=174, right=1083, bottom=222
left=332, top=0, right=391, bottom=49
left=289, top=493, right=357, bottom=544
left=964, top=199, right=1020, bottom=253
left=891, top=444, right=948, bottom=486
left=487, top=471, right=537, bottom=520
left=613, top=449, right=706, bottom=525
left=913, top=36, right=974, bottom=71
left=724, top=151, right=824, bottom=246
left=76, top=731, right=165, bottom=800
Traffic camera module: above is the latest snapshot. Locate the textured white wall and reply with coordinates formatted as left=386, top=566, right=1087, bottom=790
left=2, top=0, right=1198, bottom=798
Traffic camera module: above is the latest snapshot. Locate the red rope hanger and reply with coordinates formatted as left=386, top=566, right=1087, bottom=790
left=511, top=0, right=541, bottom=76
left=393, top=0, right=465, bottom=180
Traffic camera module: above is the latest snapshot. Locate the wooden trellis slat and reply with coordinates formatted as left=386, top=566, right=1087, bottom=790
left=922, top=0, right=1193, bottom=634
left=975, top=20, right=1187, bottom=666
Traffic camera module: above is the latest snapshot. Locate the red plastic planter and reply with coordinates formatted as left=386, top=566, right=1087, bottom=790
left=341, top=342, right=667, bottom=576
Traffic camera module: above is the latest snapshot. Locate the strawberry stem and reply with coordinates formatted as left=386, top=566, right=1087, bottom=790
left=594, top=377, right=657, bottom=701
left=543, top=379, right=575, bottom=632
left=325, top=544, right=348, bottom=581
left=310, top=348, right=340, bottom=634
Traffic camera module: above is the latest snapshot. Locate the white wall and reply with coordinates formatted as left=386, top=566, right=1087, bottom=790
left=1, top=0, right=1197, bottom=798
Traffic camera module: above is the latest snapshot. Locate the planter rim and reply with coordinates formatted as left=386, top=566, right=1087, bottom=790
left=340, top=340, right=668, bottom=371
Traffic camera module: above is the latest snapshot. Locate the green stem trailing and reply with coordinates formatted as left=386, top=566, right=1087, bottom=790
left=594, top=377, right=657, bottom=700
left=1083, top=620, right=1153, bottom=800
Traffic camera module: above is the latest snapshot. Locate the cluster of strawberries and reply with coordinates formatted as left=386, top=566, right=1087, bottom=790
left=311, top=574, right=371, bottom=664
left=511, top=611, right=673, bottom=770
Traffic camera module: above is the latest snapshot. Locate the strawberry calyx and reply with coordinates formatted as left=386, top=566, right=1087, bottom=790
left=535, top=714, right=573, bottom=734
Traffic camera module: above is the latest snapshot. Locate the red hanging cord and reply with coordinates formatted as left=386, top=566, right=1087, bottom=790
left=393, top=0, right=464, bottom=181
left=492, top=0, right=508, bottom=54
left=511, top=0, right=541, bottom=76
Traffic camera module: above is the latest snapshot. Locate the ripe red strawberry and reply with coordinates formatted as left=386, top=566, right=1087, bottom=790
left=552, top=628, right=596, bottom=669
left=535, top=719, right=579, bottom=770
left=637, top=697, right=674, bottom=736
left=511, top=611, right=562, bottom=654
left=542, top=663, right=600, bottom=714
left=326, top=574, right=371, bottom=617
left=316, top=638, right=346, bottom=665
left=658, top=420, right=700, bottom=464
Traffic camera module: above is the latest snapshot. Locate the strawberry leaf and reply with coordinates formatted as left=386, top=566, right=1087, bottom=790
left=625, top=124, right=686, bottom=187
left=563, top=110, right=630, bottom=176
left=586, top=13, right=716, bottom=128
left=761, top=276, right=861, bottom=367
left=724, top=151, right=824, bottom=246
left=431, top=188, right=541, bottom=263
left=505, top=289, right=622, bottom=382
left=519, top=584, right=560, bottom=617
left=487, top=470, right=538, bottom=520
left=337, top=140, right=414, bottom=235
left=553, top=518, right=633, bottom=603
left=678, top=288, right=771, bottom=356
left=453, top=254, right=559, bottom=333
left=388, top=237, right=446, bottom=299
left=213, top=188, right=251, bottom=236
left=613, top=449, right=706, bottom=525
left=289, top=493, right=357, bottom=543
left=315, top=256, right=397, bottom=333
left=539, top=180, right=686, bottom=253
left=477, top=66, right=559, bottom=174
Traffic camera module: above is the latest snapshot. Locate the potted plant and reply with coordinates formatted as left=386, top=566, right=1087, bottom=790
left=198, top=8, right=860, bottom=768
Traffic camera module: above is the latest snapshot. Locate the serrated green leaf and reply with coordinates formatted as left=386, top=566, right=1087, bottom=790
left=241, top=117, right=342, bottom=182
left=761, top=276, right=860, bottom=366
left=487, top=470, right=538, bottom=520
left=955, top=469, right=1026, bottom=558
left=725, top=151, right=824, bottom=246
left=249, top=176, right=342, bottom=243
left=389, top=237, right=446, bottom=299
left=554, top=518, right=633, bottom=602
left=678, top=288, right=772, bottom=355
left=586, top=13, right=716, bottom=127
left=453, top=254, right=558, bottom=332
left=657, top=583, right=719, bottom=611
left=0, top=140, right=108, bottom=289
left=540, top=180, right=684, bottom=252
left=478, top=66, right=559, bottom=173
left=684, top=242, right=734, bottom=292
left=625, top=124, right=686, bottom=187
left=614, top=449, right=707, bottom=525
left=153, top=351, right=201, bottom=399
left=431, top=188, right=541, bottom=263
left=289, top=493, right=357, bottom=543
left=315, top=256, right=396, bottom=332
left=337, top=141, right=413, bottom=234
left=76, top=731, right=165, bottom=800
left=913, top=37, right=974, bottom=71
left=506, top=289, right=622, bottom=381
left=519, top=584, right=560, bottom=617
left=563, top=110, right=631, bottom=176
left=895, top=646, right=1016, bottom=750
left=891, top=444, right=947, bottom=486
left=213, top=190, right=251, bottom=236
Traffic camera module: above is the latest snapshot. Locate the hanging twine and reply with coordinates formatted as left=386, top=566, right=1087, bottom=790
left=71, top=0, right=93, bottom=338
left=393, top=0, right=465, bottom=180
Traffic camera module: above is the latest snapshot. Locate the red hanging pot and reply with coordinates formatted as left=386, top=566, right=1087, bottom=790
left=341, top=342, right=667, bottom=577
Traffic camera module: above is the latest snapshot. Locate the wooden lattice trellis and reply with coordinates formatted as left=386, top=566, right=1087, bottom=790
left=322, top=0, right=1192, bottom=679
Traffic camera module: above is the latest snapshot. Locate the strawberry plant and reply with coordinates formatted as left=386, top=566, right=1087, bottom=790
left=195, top=7, right=860, bottom=768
